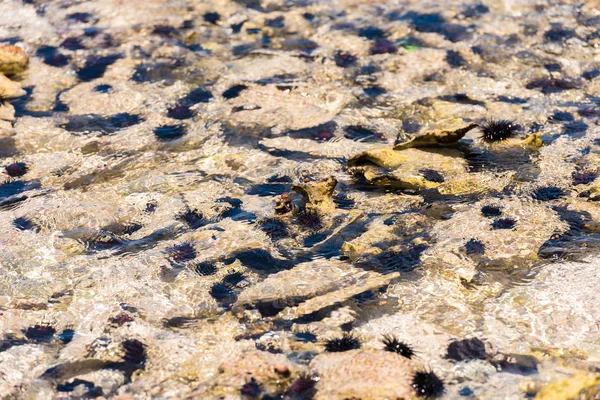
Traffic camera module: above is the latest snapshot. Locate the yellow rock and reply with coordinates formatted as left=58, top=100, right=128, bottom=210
left=348, top=147, right=467, bottom=192
left=347, top=148, right=408, bottom=168
left=394, top=121, right=477, bottom=150
left=487, top=133, right=543, bottom=149
left=202, top=41, right=223, bottom=51
left=362, top=169, right=440, bottom=190
left=0, top=45, right=29, bottom=76
left=520, top=133, right=543, bottom=148
left=293, top=176, right=338, bottom=213
left=535, top=373, right=600, bottom=400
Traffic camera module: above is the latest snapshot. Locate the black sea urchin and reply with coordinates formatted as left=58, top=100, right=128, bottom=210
left=464, top=238, right=485, bottom=255
left=480, top=119, right=519, bottom=142
left=286, top=373, right=317, bottom=397
left=177, top=208, right=207, bottom=229
left=192, top=261, right=217, bottom=276
left=491, top=218, right=516, bottom=230
left=24, top=323, right=56, bottom=342
left=382, top=334, right=415, bottom=359
left=420, top=169, right=445, bottom=183
left=295, top=209, right=323, bottom=230
left=241, top=377, right=262, bottom=397
left=324, top=332, right=361, bottom=352
left=5, top=162, right=28, bottom=177
left=572, top=169, right=597, bottom=186
left=480, top=205, right=502, bottom=218
left=532, top=186, right=565, bottom=201
left=412, top=369, right=444, bottom=398
left=166, top=242, right=197, bottom=263
left=122, top=339, right=147, bottom=365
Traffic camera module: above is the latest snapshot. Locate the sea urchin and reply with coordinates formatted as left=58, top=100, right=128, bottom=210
left=480, top=119, right=519, bottom=142
left=324, top=332, right=361, bottom=352
left=412, top=369, right=444, bottom=398
left=381, top=334, right=416, bottom=359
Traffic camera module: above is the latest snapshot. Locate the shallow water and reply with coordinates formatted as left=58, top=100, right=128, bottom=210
left=1, top=0, right=600, bottom=398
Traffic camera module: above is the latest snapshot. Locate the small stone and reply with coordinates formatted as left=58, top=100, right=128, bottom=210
left=273, top=363, right=290, bottom=376
left=81, top=141, right=101, bottom=154
left=0, top=101, right=15, bottom=121
left=0, top=73, right=26, bottom=99
left=370, top=39, right=397, bottom=55
left=292, top=176, right=338, bottom=213
left=274, top=192, right=295, bottom=215
left=0, top=45, right=29, bottom=76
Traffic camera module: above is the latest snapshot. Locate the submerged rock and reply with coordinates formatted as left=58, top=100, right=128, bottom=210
left=232, top=260, right=355, bottom=315
left=309, top=349, right=417, bottom=399
left=348, top=148, right=410, bottom=169
left=290, top=271, right=399, bottom=318
left=348, top=147, right=473, bottom=192
left=426, top=197, right=567, bottom=269
left=209, top=350, right=296, bottom=398
left=393, top=120, right=477, bottom=150
left=233, top=260, right=398, bottom=319
left=1, top=0, right=600, bottom=398
left=535, top=373, right=600, bottom=400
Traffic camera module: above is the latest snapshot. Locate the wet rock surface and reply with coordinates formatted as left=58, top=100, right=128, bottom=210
left=1, top=0, right=600, bottom=398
